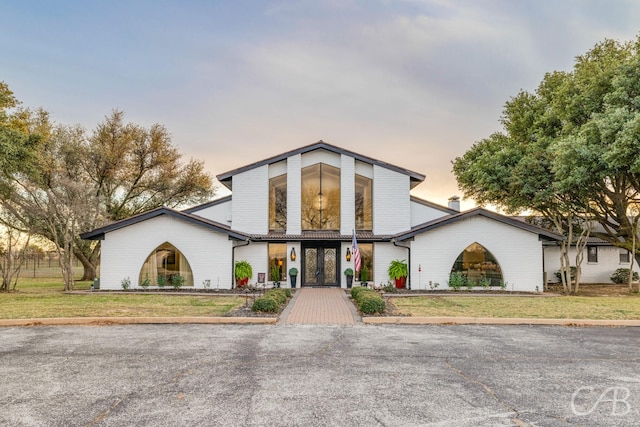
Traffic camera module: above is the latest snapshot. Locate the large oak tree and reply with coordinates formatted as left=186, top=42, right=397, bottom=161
left=453, top=37, right=640, bottom=292
left=1, top=88, right=215, bottom=288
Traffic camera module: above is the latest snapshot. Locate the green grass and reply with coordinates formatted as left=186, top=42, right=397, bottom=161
left=391, top=296, right=640, bottom=320
left=0, top=278, right=244, bottom=319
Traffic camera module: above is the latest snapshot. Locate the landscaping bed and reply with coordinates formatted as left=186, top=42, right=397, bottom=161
left=545, top=283, right=637, bottom=297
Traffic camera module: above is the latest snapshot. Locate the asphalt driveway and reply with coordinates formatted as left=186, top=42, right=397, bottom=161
left=1, top=324, right=639, bottom=426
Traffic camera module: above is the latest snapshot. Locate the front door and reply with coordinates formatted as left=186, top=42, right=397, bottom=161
left=302, top=244, right=339, bottom=286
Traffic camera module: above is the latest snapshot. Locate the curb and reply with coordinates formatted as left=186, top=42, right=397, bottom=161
left=0, top=317, right=277, bottom=327
left=362, top=316, right=640, bottom=326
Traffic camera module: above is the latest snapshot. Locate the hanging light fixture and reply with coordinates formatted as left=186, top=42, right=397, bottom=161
left=346, top=248, right=351, bottom=261
left=290, top=248, right=296, bottom=261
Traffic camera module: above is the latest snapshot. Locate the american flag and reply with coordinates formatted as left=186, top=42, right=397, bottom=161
left=352, top=230, right=362, bottom=272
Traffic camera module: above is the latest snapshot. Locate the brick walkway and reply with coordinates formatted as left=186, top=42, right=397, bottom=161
left=280, top=288, right=361, bottom=325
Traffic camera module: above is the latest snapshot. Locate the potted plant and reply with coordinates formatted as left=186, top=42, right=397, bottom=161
left=344, top=267, right=354, bottom=288
left=360, top=265, right=369, bottom=286
left=289, top=267, right=298, bottom=288
left=234, top=260, right=252, bottom=288
left=388, top=259, right=408, bottom=289
left=270, top=264, right=281, bottom=288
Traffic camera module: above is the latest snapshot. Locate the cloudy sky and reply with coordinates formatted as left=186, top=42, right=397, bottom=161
left=2, top=0, right=639, bottom=208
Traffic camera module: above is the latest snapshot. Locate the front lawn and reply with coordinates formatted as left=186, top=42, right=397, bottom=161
left=391, top=295, right=640, bottom=320
left=0, top=278, right=244, bottom=319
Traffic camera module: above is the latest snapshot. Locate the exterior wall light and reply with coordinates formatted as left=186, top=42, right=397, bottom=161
left=346, top=248, right=351, bottom=261
left=290, top=248, right=296, bottom=261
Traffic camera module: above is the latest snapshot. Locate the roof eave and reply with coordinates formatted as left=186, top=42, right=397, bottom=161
left=216, top=141, right=426, bottom=185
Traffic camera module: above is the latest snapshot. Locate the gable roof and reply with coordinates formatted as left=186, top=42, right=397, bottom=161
left=395, top=207, right=562, bottom=241
left=80, top=207, right=250, bottom=241
left=410, top=195, right=459, bottom=215
left=216, top=140, right=426, bottom=190
left=182, top=195, right=232, bottom=214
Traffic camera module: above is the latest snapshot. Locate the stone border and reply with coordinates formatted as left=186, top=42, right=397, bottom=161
left=0, top=317, right=276, bottom=327
left=2, top=316, right=640, bottom=327
left=363, top=316, right=640, bottom=326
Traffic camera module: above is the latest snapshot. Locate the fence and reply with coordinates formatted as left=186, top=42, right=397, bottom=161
left=16, top=251, right=85, bottom=279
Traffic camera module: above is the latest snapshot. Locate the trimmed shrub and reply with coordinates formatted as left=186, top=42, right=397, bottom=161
left=358, top=294, right=386, bottom=314
left=554, top=266, right=577, bottom=282
left=252, top=296, right=280, bottom=313
left=350, top=286, right=370, bottom=299
left=251, top=288, right=292, bottom=313
left=611, top=268, right=639, bottom=284
left=351, top=287, right=386, bottom=314
left=265, top=288, right=287, bottom=304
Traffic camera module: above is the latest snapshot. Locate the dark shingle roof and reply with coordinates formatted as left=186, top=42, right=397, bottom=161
left=250, top=231, right=393, bottom=242
left=409, top=195, right=458, bottom=214
left=216, top=141, right=426, bottom=190
left=182, top=195, right=232, bottom=214
left=80, top=207, right=250, bottom=241
left=395, top=208, right=562, bottom=241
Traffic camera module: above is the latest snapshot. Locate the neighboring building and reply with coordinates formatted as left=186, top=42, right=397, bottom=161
left=543, top=232, right=640, bottom=285
left=81, top=141, right=560, bottom=291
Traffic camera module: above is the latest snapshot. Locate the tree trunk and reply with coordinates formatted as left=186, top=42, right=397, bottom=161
left=74, top=246, right=99, bottom=281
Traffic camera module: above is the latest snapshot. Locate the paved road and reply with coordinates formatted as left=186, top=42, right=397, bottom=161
left=1, top=324, right=639, bottom=426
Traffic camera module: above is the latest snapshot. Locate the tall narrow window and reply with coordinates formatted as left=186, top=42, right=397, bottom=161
left=268, top=243, right=287, bottom=282
left=139, top=242, right=194, bottom=287
left=450, top=242, right=503, bottom=286
left=301, top=163, right=340, bottom=230
left=587, top=246, right=598, bottom=263
left=269, top=174, right=287, bottom=231
left=355, top=174, right=372, bottom=231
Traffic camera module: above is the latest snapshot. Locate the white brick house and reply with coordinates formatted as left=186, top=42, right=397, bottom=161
left=82, top=141, right=560, bottom=291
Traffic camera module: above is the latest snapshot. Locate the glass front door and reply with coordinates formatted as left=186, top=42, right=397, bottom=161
left=303, top=244, right=339, bottom=286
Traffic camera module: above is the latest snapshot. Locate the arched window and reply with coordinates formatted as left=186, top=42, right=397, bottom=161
left=139, top=242, right=194, bottom=287
left=450, top=242, right=503, bottom=286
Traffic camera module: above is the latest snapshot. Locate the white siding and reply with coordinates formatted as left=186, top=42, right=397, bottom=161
left=287, top=242, right=301, bottom=288
left=354, top=160, right=373, bottom=179
left=410, top=200, right=452, bottom=226
left=373, top=165, right=410, bottom=234
left=269, top=160, right=287, bottom=178
left=300, top=149, right=340, bottom=168
left=189, top=199, right=232, bottom=225
left=544, top=246, right=640, bottom=284
left=287, top=154, right=302, bottom=235
left=341, top=241, right=353, bottom=288
left=410, top=216, right=544, bottom=292
left=99, top=215, right=234, bottom=290
left=340, top=155, right=355, bottom=234
left=374, top=243, right=409, bottom=285
left=235, top=243, right=266, bottom=285
left=231, top=165, right=269, bottom=233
